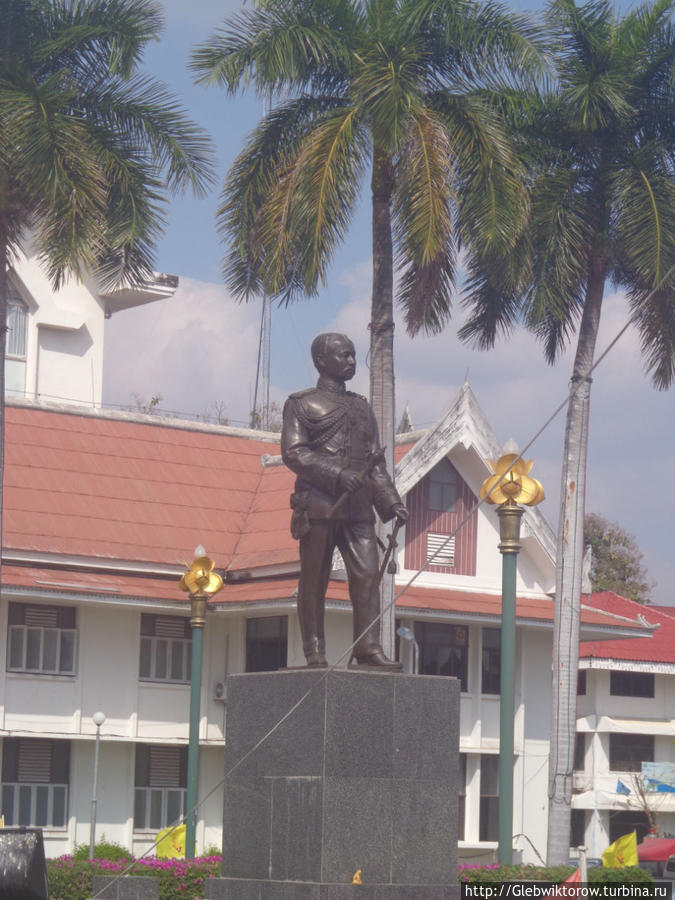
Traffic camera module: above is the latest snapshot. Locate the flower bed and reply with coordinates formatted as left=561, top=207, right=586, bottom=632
left=48, top=858, right=652, bottom=899
left=47, top=854, right=221, bottom=900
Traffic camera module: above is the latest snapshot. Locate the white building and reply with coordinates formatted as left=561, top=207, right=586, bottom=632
left=6, top=248, right=176, bottom=406
left=573, top=595, right=675, bottom=858
left=0, top=259, right=657, bottom=864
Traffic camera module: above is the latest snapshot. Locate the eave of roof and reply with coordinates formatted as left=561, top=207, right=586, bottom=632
left=1, top=564, right=652, bottom=641
left=581, top=591, right=675, bottom=665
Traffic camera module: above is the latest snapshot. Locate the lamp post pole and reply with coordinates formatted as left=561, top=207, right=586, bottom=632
left=89, top=711, right=106, bottom=860
left=480, top=447, right=545, bottom=866
left=497, top=500, right=524, bottom=865
left=179, top=548, right=223, bottom=860
left=186, top=589, right=206, bottom=859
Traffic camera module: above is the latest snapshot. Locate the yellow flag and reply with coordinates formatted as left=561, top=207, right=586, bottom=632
left=156, top=824, right=186, bottom=858
left=602, top=831, right=638, bottom=868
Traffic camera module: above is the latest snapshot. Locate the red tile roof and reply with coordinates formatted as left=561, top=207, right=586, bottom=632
left=4, top=405, right=288, bottom=568
left=0, top=404, right=653, bottom=641
left=581, top=592, right=675, bottom=663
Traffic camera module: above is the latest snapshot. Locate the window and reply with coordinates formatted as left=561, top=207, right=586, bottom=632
left=415, top=622, right=468, bottom=690
left=609, top=733, right=654, bottom=772
left=246, top=616, right=288, bottom=672
left=577, top=670, right=587, bottom=696
left=570, top=809, right=586, bottom=848
left=6, top=290, right=27, bottom=359
left=479, top=755, right=499, bottom=842
left=134, top=745, right=187, bottom=831
left=1, top=738, right=69, bottom=828
left=574, top=734, right=585, bottom=772
left=7, top=603, right=76, bottom=675
left=609, top=810, right=650, bottom=844
left=481, top=628, right=500, bottom=695
left=610, top=671, right=654, bottom=698
left=458, top=754, right=466, bottom=841
left=139, top=615, right=191, bottom=683
left=428, top=459, right=457, bottom=513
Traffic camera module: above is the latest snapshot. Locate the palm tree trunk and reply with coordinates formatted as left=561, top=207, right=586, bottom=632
left=547, top=253, right=607, bottom=864
left=370, top=144, right=397, bottom=657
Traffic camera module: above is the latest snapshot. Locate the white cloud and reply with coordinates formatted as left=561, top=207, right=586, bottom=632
left=103, top=277, right=264, bottom=427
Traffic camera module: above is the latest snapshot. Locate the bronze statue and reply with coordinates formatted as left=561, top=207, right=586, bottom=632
left=281, top=333, right=408, bottom=668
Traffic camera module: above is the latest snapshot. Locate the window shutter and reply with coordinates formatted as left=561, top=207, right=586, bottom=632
left=155, top=617, right=189, bottom=639
left=24, top=606, right=58, bottom=628
left=426, top=533, right=455, bottom=566
left=149, top=747, right=181, bottom=787
left=18, top=740, right=51, bottom=783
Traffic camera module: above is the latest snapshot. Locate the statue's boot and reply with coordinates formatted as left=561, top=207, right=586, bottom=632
left=304, top=637, right=328, bottom=668
left=354, top=644, right=402, bottom=670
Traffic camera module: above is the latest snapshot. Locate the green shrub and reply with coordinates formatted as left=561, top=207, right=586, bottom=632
left=47, top=855, right=221, bottom=900
left=457, top=864, right=653, bottom=885
left=72, top=836, right=131, bottom=861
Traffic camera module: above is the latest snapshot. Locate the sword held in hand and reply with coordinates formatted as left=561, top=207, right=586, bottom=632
left=327, top=448, right=386, bottom=519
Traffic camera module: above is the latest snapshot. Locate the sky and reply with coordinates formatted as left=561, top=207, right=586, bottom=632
left=102, top=0, right=675, bottom=605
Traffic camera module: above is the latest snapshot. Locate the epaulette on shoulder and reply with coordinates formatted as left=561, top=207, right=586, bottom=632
left=346, top=390, right=368, bottom=402
left=288, top=387, right=316, bottom=400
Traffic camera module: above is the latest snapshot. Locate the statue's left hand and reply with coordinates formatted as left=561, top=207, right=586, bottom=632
left=392, top=503, right=409, bottom=523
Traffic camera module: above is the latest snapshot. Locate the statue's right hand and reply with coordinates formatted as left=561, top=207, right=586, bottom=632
left=338, top=468, right=362, bottom=492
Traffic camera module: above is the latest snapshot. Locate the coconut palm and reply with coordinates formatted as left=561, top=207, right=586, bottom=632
left=0, top=0, right=213, bottom=576
left=460, top=0, right=675, bottom=862
left=191, top=0, right=544, bottom=467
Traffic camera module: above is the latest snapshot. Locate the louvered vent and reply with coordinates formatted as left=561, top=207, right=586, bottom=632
left=149, top=746, right=181, bottom=787
left=155, top=617, right=187, bottom=639
left=426, top=533, right=455, bottom=566
left=18, top=740, right=51, bottom=783
left=25, top=606, right=58, bottom=628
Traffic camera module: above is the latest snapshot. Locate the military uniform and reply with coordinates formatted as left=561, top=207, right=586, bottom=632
left=281, top=375, right=402, bottom=664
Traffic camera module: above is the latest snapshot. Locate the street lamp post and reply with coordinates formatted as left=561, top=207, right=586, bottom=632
left=396, top=625, right=420, bottom=674
left=480, top=446, right=544, bottom=865
left=89, top=711, right=106, bottom=860
left=179, top=547, right=223, bottom=859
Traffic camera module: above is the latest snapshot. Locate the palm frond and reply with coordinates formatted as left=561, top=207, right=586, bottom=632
left=189, top=0, right=357, bottom=95
left=77, top=74, right=215, bottom=196
left=611, top=152, right=675, bottom=290
left=458, top=238, right=530, bottom=348
left=34, top=0, right=164, bottom=80
left=430, top=91, right=528, bottom=253
left=628, top=279, right=675, bottom=389
left=258, top=104, right=369, bottom=298
left=393, top=108, right=457, bottom=335
left=218, top=94, right=347, bottom=299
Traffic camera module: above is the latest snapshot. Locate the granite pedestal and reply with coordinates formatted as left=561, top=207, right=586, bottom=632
left=205, top=669, right=459, bottom=900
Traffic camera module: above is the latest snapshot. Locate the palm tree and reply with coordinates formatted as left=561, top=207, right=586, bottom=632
left=0, top=0, right=213, bottom=578
left=191, top=0, right=544, bottom=653
left=460, top=0, right=675, bottom=863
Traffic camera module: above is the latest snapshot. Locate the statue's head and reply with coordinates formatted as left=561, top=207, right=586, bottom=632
left=311, top=333, right=356, bottom=381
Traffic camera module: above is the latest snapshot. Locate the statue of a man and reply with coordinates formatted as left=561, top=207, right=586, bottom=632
left=281, top=333, right=408, bottom=668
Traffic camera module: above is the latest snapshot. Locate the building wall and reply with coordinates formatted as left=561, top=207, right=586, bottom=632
left=0, top=592, right=558, bottom=862
left=10, top=255, right=106, bottom=406
left=574, top=669, right=675, bottom=858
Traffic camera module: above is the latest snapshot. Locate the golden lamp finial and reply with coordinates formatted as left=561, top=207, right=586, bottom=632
left=179, top=546, right=224, bottom=597
left=479, top=442, right=545, bottom=508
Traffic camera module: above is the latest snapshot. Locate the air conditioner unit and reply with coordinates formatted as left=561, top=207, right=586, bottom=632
left=213, top=681, right=226, bottom=703
left=572, top=772, right=589, bottom=792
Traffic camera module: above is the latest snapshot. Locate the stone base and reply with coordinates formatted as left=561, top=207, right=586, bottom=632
left=204, top=878, right=459, bottom=899
left=91, top=875, right=158, bottom=899
left=218, top=669, right=459, bottom=895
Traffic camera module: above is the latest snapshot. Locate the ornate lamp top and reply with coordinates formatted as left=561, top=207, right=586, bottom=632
left=179, top=547, right=224, bottom=596
left=479, top=452, right=545, bottom=507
